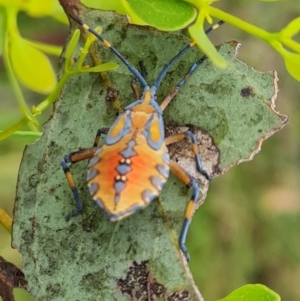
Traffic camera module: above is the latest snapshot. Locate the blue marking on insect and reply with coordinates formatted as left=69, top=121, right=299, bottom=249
left=150, top=97, right=163, bottom=114
left=63, top=154, right=72, bottom=164
left=88, top=182, right=99, bottom=196
left=114, top=181, right=126, bottom=194
left=116, top=164, right=132, bottom=175
left=185, top=131, right=196, bottom=143
left=88, top=156, right=100, bottom=168
left=150, top=176, right=165, bottom=191
left=156, top=164, right=169, bottom=178
left=106, top=113, right=132, bottom=145
left=142, top=114, right=165, bottom=150
left=162, top=153, right=170, bottom=164
left=142, top=190, right=157, bottom=204
left=190, top=178, right=200, bottom=200
left=114, top=193, right=120, bottom=204
left=124, top=99, right=143, bottom=110
left=86, top=169, right=98, bottom=181
left=94, top=199, right=104, bottom=209
left=94, top=147, right=102, bottom=156
left=120, top=140, right=137, bottom=157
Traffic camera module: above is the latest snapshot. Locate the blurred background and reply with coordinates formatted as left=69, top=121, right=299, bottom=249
left=0, top=1, right=299, bottom=301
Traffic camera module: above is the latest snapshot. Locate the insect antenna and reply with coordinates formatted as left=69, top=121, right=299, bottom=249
left=153, top=20, right=224, bottom=89
left=68, top=14, right=149, bottom=89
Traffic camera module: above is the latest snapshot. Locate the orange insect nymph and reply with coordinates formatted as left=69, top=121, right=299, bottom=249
left=61, top=15, right=223, bottom=260
left=86, top=89, right=170, bottom=221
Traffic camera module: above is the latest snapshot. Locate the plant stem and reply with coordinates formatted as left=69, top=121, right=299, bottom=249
left=0, top=209, right=12, bottom=233
left=207, top=6, right=273, bottom=42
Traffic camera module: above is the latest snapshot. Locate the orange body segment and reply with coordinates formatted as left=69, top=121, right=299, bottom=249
left=87, top=110, right=170, bottom=220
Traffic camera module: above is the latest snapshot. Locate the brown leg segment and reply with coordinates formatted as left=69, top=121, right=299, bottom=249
left=61, top=128, right=109, bottom=220
left=159, top=55, right=207, bottom=112
left=130, top=79, right=141, bottom=100
left=61, top=148, right=96, bottom=221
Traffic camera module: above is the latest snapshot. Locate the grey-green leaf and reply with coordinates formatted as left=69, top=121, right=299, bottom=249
left=12, top=8, right=287, bottom=301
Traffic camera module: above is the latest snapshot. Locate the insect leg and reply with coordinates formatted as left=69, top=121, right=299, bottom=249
left=61, top=148, right=96, bottom=221
left=62, top=128, right=109, bottom=220
left=169, top=160, right=200, bottom=261
left=160, top=55, right=207, bottom=111
left=165, top=131, right=211, bottom=180
left=93, top=127, right=109, bottom=147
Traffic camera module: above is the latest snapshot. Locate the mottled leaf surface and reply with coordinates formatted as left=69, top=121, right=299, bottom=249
left=12, top=8, right=287, bottom=301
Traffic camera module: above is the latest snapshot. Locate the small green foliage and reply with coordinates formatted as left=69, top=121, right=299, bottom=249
left=125, top=0, right=197, bottom=30
left=0, top=131, right=42, bottom=139
left=0, top=1, right=117, bottom=141
left=0, top=7, right=6, bottom=55
left=0, top=0, right=66, bottom=140
left=1, top=0, right=299, bottom=142
left=281, top=51, right=300, bottom=82
left=259, top=0, right=286, bottom=2
left=82, top=0, right=127, bottom=14
left=64, top=29, right=81, bottom=67
left=215, top=284, right=281, bottom=301
left=115, top=0, right=300, bottom=80
left=10, top=36, right=57, bottom=94
left=188, top=11, right=226, bottom=68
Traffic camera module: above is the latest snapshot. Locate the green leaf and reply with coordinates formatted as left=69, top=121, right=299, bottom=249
left=82, top=0, right=127, bottom=14
left=10, top=36, right=57, bottom=94
left=0, top=7, right=6, bottom=56
left=64, top=29, right=80, bottom=70
left=125, top=0, right=197, bottom=30
left=282, top=51, right=300, bottom=81
left=120, top=0, right=148, bottom=25
left=259, top=0, right=286, bottom=2
left=12, top=9, right=287, bottom=300
left=280, top=16, right=300, bottom=38
left=188, top=17, right=227, bottom=68
left=215, top=284, right=281, bottom=301
left=80, top=62, right=118, bottom=73
left=49, top=1, right=69, bottom=24
left=21, top=0, right=54, bottom=17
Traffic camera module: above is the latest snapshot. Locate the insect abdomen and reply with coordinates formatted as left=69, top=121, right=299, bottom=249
left=87, top=134, right=170, bottom=220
